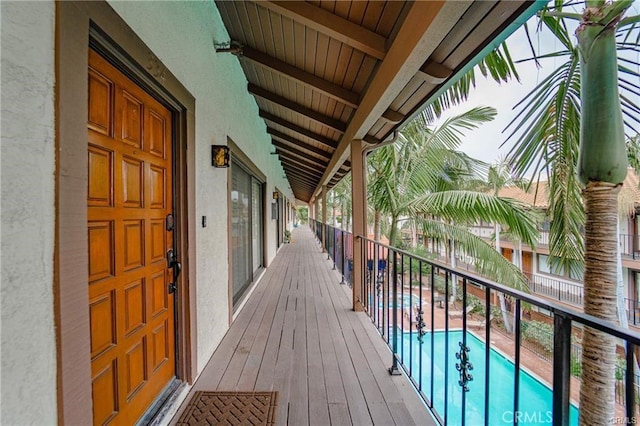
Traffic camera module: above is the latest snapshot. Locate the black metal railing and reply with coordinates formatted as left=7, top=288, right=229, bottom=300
left=357, top=235, right=640, bottom=426
left=524, top=272, right=640, bottom=327
left=311, top=219, right=353, bottom=286
left=626, top=298, right=640, bottom=327
left=620, top=234, right=640, bottom=259
left=525, top=273, right=584, bottom=307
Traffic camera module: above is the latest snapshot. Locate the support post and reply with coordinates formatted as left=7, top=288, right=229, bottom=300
left=351, top=139, right=366, bottom=311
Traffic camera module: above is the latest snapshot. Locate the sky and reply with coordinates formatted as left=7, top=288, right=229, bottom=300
left=435, top=3, right=640, bottom=168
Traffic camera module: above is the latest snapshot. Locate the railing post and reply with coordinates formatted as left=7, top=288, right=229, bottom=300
left=626, top=341, right=636, bottom=421
left=389, top=250, right=401, bottom=375
left=332, top=227, right=336, bottom=268
left=552, top=313, right=572, bottom=426
left=340, top=230, right=345, bottom=285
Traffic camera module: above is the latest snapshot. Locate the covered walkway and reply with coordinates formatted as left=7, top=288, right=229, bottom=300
left=171, top=226, right=434, bottom=425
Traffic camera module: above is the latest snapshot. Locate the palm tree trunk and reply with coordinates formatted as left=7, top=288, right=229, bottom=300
left=450, top=240, right=457, bottom=301
left=493, top=222, right=512, bottom=332
left=617, top=222, right=629, bottom=329
left=411, top=220, right=417, bottom=248
left=373, top=210, right=381, bottom=241
left=579, top=182, right=620, bottom=425
left=389, top=214, right=399, bottom=247
left=332, top=194, right=337, bottom=227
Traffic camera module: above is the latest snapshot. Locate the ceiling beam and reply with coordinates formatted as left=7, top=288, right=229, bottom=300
left=280, top=159, right=325, bottom=179
left=284, top=174, right=317, bottom=188
left=280, top=158, right=325, bottom=179
left=256, top=1, right=387, bottom=60
left=381, top=108, right=404, bottom=124
left=275, top=146, right=328, bottom=169
left=312, top=1, right=471, bottom=198
left=287, top=178, right=315, bottom=189
left=273, top=143, right=328, bottom=167
left=283, top=169, right=320, bottom=187
left=241, top=47, right=359, bottom=108
left=268, top=128, right=333, bottom=160
left=417, top=59, right=453, bottom=84
left=259, top=110, right=338, bottom=150
left=289, top=189, right=312, bottom=201
left=248, top=83, right=347, bottom=134
left=275, top=142, right=351, bottom=173
left=289, top=181, right=315, bottom=192
left=285, top=175, right=318, bottom=190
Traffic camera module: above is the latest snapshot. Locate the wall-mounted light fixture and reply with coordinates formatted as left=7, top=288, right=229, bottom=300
left=211, top=145, right=230, bottom=168
left=273, top=191, right=279, bottom=200
left=214, top=40, right=243, bottom=55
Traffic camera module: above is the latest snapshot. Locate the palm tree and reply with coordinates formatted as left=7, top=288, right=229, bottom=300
left=480, top=159, right=534, bottom=332
left=504, top=1, right=638, bottom=423
left=368, top=107, right=490, bottom=246
left=367, top=106, right=540, bottom=293
left=329, top=174, right=352, bottom=231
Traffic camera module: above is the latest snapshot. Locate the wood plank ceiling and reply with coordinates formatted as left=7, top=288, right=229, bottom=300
left=215, top=0, right=539, bottom=202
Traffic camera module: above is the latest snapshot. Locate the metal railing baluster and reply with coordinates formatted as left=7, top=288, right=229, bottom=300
left=552, top=313, right=571, bottom=426
left=389, top=250, right=400, bottom=375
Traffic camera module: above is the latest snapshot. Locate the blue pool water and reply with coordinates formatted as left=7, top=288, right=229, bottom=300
left=400, top=330, right=579, bottom=425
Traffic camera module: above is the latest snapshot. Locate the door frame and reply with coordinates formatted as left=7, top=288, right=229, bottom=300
left=55, top=2, right=196, bottom=424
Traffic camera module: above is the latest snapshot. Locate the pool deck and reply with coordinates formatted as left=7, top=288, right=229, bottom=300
left=170, top=226, right=435, bottom=425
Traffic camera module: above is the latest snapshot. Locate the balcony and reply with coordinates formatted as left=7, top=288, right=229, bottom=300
left=171, top=226, right=434, bottom=425
left=310, top=221, right=640, bottom=425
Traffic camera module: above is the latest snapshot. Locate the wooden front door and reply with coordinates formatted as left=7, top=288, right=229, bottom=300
left=87, top=50, right=176, bottom=425
left=522, top=251, right=533, bottom=275
left=501, top=247, right=513, bottom=262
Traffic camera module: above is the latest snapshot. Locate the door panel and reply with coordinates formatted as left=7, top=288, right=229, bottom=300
left=522, top=251, right=533, bottom=275
left=501, top=247, right=513, bottom=262
left=88, top=49, right=175, bottom=425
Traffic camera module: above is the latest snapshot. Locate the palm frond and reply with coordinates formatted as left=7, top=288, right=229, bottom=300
left=406, top=191, right=540, bottom=248
left=420, top=43, right=519, bottom=123
left=418, top=219, right=529, bottom=292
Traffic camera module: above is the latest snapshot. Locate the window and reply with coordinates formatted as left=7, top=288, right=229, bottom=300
left=537, top=254, right=551, bottom=274
left=537, top=254, right=564, bottom=276
left=231, top=161, right=264, bottom=306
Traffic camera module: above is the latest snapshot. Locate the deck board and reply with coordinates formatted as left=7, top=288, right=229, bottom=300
left=171, top=226, right=435, bottom=425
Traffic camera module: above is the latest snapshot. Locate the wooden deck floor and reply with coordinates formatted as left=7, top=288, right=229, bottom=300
left=170, top=226, right=435, bottom=425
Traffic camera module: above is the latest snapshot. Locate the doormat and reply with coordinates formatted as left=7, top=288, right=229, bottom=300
left=176, top=391, right=278, bottom=425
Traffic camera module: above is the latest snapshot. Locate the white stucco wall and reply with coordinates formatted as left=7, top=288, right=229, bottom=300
left=0, top=2, right=57, bottom=423
left=106, top=1, right=294, bottom=373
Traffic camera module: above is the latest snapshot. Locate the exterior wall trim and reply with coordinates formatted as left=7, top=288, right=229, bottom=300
left=55, top=2, right=196, bottom=423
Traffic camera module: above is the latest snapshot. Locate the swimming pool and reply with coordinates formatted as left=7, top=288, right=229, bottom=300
left=400, top=330, right=579, bottom=425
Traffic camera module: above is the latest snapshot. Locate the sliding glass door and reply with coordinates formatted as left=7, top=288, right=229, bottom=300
left=231, top=161, right=264, bottom=306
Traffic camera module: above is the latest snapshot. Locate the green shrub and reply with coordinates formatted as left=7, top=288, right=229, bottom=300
left=570, top=356, right=582, bottom=377
left=615, top=356, right=626, bottom=381
left=521, top=321, right=554, bottom=354
left=462, top=294, right=485, bottom=316
left=402, top=247, right=434, bottom=275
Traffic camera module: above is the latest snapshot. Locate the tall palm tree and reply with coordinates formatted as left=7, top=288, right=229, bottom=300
left=504, top=1, right=638, bottom=423
left=330, top=174, right=352, bottom=231
left=481, top=159, right=533, bottom=332
left=369, top=107, right=494, bottom=247
left=368, top=106, right=540, bottom=292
